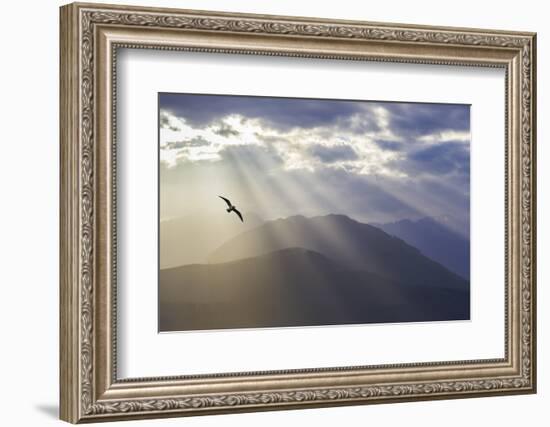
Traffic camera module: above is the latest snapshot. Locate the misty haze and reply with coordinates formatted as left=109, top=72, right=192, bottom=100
left=158, top=93, right=470, bottom=332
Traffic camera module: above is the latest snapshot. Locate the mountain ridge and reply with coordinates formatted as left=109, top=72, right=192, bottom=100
left=208, top=213, right=467, bottom=291
left=371, top=216, right=470, bottom=279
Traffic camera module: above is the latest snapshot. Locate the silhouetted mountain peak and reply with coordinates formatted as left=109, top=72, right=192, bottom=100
left=319, top=213, right=353, bottom=221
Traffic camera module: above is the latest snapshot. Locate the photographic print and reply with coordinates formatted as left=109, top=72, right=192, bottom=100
left=158, top=93, right=471, bottom=332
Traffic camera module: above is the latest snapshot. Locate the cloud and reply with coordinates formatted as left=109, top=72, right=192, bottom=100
left=159, top=111, right=267, bottom=166
left=392, top=141, right=470, bottom=181
left=159, top=96, right=471, bottom=177
left=213, top=122, right=240, bottom=137
left=383, top=103, right=470, bottom=137
left=163, top=136, right=211, bottom=150
left=308, top=144, right=358, bottom=163
left=159, top=109, right=401, bottom=178
left=159, top=93, right=370, bottom=131
left=159, top=94, right=471, bottom=234
left=160, top=111, right=181, bottom=131
left=372, top=139, right=403, bottom=151
left=418, top=130, right=470, bottom=144
left=159, top=107, right=470, bottom=183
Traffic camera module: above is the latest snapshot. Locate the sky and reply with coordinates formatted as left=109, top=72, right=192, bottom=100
left=159, top=93, right=470, bottom=237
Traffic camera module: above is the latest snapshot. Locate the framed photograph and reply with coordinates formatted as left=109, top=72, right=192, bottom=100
left=60, top=2, right=537, bottom=423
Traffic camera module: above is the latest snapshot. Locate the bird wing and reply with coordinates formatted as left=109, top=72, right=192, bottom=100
left=233, top=208, right=244, bottom=222
left=218, top=195, right=232, bottom=207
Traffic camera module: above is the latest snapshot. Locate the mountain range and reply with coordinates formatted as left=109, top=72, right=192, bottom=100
left=371, top=217, right=469, bottom=279
left=209, top=214, right=466, bottom=290
left=159, top=214, right=470, bottom=331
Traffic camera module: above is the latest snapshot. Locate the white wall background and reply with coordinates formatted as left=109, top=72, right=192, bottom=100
left=0, top=0, right=545, bottom=426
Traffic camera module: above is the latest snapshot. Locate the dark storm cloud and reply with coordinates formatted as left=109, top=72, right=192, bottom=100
left=383, top=103, right=470, bottom=137
left=160, top=94, right=468, bottom=139
left=393, top=141, right=470, bottom=178
left=213, top=122, right=240, bottom=137
left=160, top=93, right=367, bottom=131
left=308, top=144, right=358, bottom=163
left=411, top=142, right=469, bottom=175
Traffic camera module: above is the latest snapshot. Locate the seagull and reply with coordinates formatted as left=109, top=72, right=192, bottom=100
left=218, top=196, right=244, bottom=222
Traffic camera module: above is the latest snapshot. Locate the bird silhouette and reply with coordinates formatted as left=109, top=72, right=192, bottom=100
left=218, top=196, right=244, bottom=222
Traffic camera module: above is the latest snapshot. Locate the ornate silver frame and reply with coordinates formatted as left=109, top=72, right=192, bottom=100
left=60, top=2, right=536, bottom=423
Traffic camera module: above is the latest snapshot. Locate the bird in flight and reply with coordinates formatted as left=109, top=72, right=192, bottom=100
left=218, top=196, right=244, bottom=222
